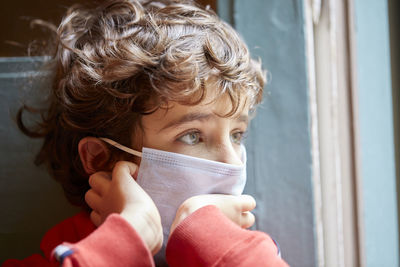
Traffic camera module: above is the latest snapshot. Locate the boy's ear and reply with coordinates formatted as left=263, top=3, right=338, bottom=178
left=78, top=137, right=111, bottom=175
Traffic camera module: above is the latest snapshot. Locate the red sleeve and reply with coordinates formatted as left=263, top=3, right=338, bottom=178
left=1, top=255, right=57, bottom=267
left=2, top=211, right=95, bottom=267
left=57, top=214, right=155, bottom=267
left=2, top=213, right=154, bottom=267
left=166, top=205, right=289, bottom=267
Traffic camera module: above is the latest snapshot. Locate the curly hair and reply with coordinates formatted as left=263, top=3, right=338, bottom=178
left=17, top=0, right=266, bottom=206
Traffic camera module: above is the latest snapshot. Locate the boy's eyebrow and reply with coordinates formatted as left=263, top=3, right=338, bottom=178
left=159, top=112, right=213, bottom=132
left=159, top=112, right=249, bottom=132
left=235, top=114, right=249, bottom=124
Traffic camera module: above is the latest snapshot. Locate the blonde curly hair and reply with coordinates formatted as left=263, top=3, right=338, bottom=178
left=18, top=0, right=266, bottom=206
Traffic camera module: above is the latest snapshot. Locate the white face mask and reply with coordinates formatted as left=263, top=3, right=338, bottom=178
left=100, top=138, right=247, bottom=263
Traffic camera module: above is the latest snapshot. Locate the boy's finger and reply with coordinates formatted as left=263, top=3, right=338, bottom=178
left=112, top=161, right=140, bottom=183
left=90, top=171, right=112, bottom=181
left=88, top=172, right=111, bottom=195
left=239, top=194, right=256, bottom=211
left=112, top=161, right=153, bottom=202
left=85, top=189, right=102, bottom=210
left=90, top=210, right=102, bottom=227
left=241, top=211, right=255, bottom=228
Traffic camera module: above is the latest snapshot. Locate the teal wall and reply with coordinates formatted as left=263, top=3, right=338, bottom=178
left=0, top=58, right=79, bottom=263
left=353, top=0, right=399, bottom=266
left=219, top=1, right=317, bottom=266
left=221, top=0, right=400, bottom=266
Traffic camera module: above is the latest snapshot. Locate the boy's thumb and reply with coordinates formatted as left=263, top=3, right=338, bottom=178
left=112, top=161, right=140, bottom=182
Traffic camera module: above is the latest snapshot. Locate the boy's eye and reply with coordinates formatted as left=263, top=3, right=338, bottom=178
left=178, top=131, right=201, bottom=145
left=231, top=131, right=246, bottom=145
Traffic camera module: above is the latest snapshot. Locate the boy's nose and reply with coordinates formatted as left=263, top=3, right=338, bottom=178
left=215, top=144, right=243, bottom=166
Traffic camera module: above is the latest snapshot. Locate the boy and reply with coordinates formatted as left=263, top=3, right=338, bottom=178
left=5, top=0, right=288, bottom=266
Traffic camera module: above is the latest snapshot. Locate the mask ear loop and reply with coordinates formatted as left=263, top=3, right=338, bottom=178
left=99, top=137, right=143, bottom=158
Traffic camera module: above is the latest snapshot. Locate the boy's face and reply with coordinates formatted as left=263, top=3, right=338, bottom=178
left=136, top=90, right=250, bottom=165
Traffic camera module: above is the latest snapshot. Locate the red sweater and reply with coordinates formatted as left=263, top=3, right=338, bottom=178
left=3, top=205, right=288, bottom=267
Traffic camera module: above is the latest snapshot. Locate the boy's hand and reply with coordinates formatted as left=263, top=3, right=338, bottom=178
left=170, top=194, right=256, bottom=234
left=85, top=161, right=163, bottom=255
